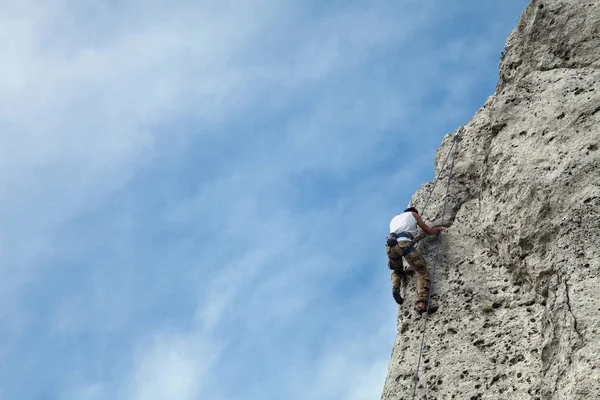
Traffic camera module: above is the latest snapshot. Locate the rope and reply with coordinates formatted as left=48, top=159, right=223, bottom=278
left=420, top=126, right=463, bottom=217
left=411, top=128, right=462, bottom=400
left=420, top=137, right=456, bottom=217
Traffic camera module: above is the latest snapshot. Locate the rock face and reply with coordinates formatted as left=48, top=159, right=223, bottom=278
left=381, top=1, right=600, bottom=399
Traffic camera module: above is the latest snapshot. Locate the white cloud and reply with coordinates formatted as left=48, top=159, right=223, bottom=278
left=128, top=333, right=220, bottom=400
left=0, top=1, right=526, bottom=399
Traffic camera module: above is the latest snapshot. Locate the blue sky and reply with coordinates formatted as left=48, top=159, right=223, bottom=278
left=0, top=1, right=528, bottom=399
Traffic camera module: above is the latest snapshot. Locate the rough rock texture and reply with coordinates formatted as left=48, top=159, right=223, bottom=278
left=381, top=1, right=600, bottom=399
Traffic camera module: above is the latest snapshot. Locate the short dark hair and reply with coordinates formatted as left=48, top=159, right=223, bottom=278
left=404, top=207, right=419, bottom=214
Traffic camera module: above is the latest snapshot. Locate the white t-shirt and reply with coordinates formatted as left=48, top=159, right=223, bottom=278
left=389, top=212, right=418, bottom=241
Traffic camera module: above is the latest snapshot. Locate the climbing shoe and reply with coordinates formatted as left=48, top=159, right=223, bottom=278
left=392, top=289, right=404, bottom=305
left=416, top=301, right=438, bottom=314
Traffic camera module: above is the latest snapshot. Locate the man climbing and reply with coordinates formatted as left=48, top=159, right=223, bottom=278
left=386, top=207, right=446, bottom=314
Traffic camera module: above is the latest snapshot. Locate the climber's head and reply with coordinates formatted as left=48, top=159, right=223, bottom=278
left=404, top=207, right=419, bottom=214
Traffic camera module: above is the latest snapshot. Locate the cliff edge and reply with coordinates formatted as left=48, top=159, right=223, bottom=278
left=381, top=1, right=600, bottom=399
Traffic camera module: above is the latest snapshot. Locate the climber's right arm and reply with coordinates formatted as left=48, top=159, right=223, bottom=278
left=413, top=212, right=445, bottom=235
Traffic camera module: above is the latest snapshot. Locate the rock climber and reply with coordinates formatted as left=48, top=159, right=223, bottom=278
left=386, top=207, right=446, bottom=314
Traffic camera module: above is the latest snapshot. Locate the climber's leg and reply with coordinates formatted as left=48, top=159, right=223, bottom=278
left=404, top=249, right=430, bottom=303
left=387, top=244, right=405, bottom=305
left=391, top=269, right=405, bottom=305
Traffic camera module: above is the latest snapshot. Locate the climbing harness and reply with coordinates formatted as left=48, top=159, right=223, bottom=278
left=395, top=232, right=415, bottom=241
left=411, top=127, right=463, bottom=400
left=386, top=231, right=414, bottom=245
left=386, top=232, right=416, bottom=258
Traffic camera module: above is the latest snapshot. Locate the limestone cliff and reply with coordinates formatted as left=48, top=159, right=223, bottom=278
left=381, top=1, right=600, bottom=399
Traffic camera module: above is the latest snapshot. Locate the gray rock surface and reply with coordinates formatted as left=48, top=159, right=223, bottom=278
left=381, top=1, right=600, bottom=399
